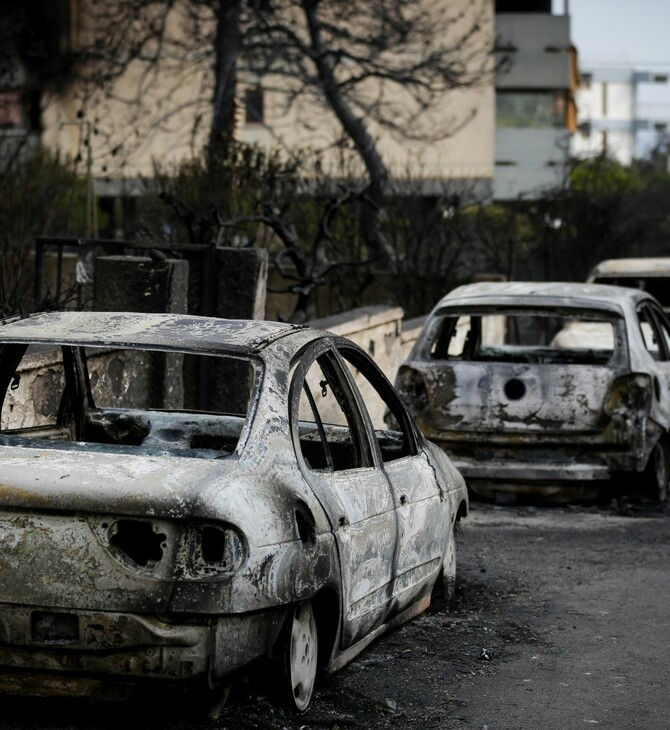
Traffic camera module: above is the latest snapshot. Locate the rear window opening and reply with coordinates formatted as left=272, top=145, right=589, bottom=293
left=429, top=310, right=620, bottom=365
left=0, top=345, right=259, bottom=459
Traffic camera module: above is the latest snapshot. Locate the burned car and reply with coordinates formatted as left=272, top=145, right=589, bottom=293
left=0, top=311, right=466, bottom=710
left=588, top=257, right=670, bottom=312
left=396, top=282, right=670, bottom=502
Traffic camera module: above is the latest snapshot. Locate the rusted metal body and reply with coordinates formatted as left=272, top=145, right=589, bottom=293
left=396, top=282, right=670, bottom=500
left=0, top=311, right=467, bottom=705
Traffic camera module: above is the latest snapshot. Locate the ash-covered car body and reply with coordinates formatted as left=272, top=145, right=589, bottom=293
left=0, top=311, right=466, bottom=709
left=588, top=257, right=670, bottom=312
left=396, top=282, right=670, bottom=501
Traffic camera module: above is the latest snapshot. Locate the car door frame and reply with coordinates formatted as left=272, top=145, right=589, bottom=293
left=288, top=338, right=400, bottom=649
left=635, top=301, right=670, bottom=431
left=331, top=341, right=449, bottom=612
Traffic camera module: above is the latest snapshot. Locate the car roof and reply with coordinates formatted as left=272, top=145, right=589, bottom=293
left=589, top=257, right=670, bottom=278
left=0, top=311, right=314, bottom=354
left=435, top=281, right=656, bottom=312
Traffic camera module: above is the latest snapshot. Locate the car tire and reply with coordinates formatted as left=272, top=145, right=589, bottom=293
left=645, top=439, right=669, bottom=503
left=275, top=600, right=318, bottom=712
left=431, top=525, right=457, bottom=611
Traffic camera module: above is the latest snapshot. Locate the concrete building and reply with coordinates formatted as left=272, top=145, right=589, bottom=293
left=0, top=1, right=497, bottom=202
left=8, top=1, right=587, bottom=207
left=238, top=1, right=496, bottom=198
left=494, top=0, right=577, bottom=200
left=572, top=68, right=669, bottom=164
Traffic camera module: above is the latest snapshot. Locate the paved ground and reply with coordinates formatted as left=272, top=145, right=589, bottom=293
left=451, top=500, right=670, bottom=729
left=0, top=496, right=667, bottom=729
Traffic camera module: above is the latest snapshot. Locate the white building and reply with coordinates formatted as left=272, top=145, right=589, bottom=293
left=573, top=68, right=669, bottom=164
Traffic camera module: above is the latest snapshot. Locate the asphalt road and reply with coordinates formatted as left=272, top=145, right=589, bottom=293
left=0, top=497, right=667, bottom=729
left=453, top=500, right=670, bottom=729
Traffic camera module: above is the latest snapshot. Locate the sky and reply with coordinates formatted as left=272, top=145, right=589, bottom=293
left=561, top=0, right=670, bottom=69
left=552, top=0, right=670, bottom=149
left=553, top=0, right=670, bottom=145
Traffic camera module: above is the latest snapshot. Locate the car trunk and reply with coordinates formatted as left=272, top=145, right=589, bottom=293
left=0, top=444, right=221, bottom=612
left=416, top=361, right=617, bottom=439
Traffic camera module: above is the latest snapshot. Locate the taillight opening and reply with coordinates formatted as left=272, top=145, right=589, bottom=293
left=396, top=366, right=429, bottom=412
left=201, top=526, right=227, bottom=565
left=109, top=519, right=167, bottom=567
left=182, top=523, right=246, bottom=577
left=604, top=373, right=653, bottom=415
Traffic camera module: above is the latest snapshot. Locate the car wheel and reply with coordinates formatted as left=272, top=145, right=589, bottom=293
left=645, top=439, right=669, bottom=503
left=276, top=600, right=318, bottom=712
left=431, top=525, right=457, bottom=611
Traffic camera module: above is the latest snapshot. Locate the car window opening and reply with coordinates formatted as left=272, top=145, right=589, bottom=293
left=430, top=311, right=619, bottom=365
left=296, top=354, right=372, bottom=472
left=0, top=344, right=258, bottom=460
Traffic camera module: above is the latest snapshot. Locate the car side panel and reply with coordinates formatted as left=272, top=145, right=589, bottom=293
left=383, top=454, right=446, bottom=608
left=300, top=467, right=397, bottom=649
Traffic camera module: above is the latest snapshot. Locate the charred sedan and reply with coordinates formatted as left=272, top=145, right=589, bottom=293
left=0, top=311, right=466, bottom=710
left=396, top=282, right=670, bottom=502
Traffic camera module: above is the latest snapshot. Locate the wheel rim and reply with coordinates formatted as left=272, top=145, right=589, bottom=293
left=288, top=602, right=318, bottom=711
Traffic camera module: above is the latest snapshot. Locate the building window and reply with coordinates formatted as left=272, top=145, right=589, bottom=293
left=496, top=91, right=566, bottom=129
left=495, top=0, right=551, bottom=12
left=244, top=86, right=264, bottom=125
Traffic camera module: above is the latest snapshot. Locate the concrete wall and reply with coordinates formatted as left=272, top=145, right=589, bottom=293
left=310, top=306, right=403, bottom=375
left=2, top=348, right=154, bottom=431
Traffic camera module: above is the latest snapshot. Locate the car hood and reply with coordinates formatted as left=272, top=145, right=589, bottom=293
left=0, top=443, right=224, bottom=519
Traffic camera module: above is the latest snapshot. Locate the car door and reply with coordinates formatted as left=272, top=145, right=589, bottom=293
left=335, top=344, right=448, bottom=612
left=636, top=302, right=670, bottom=429
left=289, top=341, right=398, bottom=649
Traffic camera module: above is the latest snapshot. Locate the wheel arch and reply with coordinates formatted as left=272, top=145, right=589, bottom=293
left=311, top=586, right=340, bottom=670
left=455, top=498, right=468, bottom=522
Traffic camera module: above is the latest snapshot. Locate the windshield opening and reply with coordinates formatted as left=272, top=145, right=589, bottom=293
left=592, top=275, right=670, bottom=309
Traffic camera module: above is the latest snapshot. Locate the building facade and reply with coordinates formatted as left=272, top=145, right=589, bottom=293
left=572, top=68, right=669, bottom=165
left=238, top=1, right=496, bottom=199
left=494, top=0, right=577, bottom=200
left=4, top=1, right=586, bottom=206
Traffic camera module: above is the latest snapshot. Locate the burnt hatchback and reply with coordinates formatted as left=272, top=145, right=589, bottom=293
left=396, top=282, right=670, bottom=502
left=0, top=311, right=466, bottom=710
